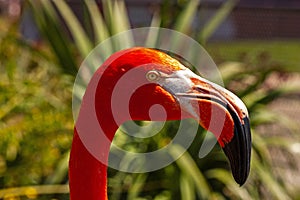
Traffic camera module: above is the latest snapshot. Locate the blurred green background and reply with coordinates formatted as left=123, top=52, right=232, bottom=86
left=0, top=0, right=300, bottom=199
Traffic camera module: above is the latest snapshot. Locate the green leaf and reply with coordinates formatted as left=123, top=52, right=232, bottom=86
left=127, top=173, right=148, bottom=200
left=206, top=169, right=252, bottom=200
left=145, top=12, right=162, bottom=47
left=169, top=144, right=211, bottom=199
left=180, top=173, right=195, bottom=200
left=174, top=0, right=200, bottom=34
left=252, top=153, right=292, bottom=200
left=28, top=0, right=78, bottom=75
left=0, top=185, right=69, bottom=198
left=45, top=151, right=70, bottom=184
left=198, top=0, right=237, bottom=44
left=84, top=0, right=110, bottom=44
left=52, top=0, right=93, bottom=57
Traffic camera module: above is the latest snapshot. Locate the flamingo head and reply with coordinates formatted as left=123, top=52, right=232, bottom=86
left=95, top=47, right=251, bottom=185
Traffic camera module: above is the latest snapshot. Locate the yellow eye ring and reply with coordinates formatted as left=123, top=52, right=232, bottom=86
left=146, top=71, right=160, bottom=81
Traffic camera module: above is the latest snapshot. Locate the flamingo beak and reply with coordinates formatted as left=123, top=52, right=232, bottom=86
left=222, top=114, right=251, bottom=185
left=175, top=75, right=251, bottom=186
left=152, top=68, right=251, bottom=185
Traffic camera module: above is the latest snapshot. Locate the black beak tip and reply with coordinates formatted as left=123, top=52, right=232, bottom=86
left=222, top=117, right=252, bottom=186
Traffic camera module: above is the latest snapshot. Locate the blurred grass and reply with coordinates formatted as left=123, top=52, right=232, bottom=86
left=0, top=0, right=299, bottom=199
left=0, top=16, right=73, bottom=200
left=207, top=40, right=300, bottom=72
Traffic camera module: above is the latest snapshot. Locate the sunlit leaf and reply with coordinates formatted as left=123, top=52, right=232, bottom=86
left=52, top=0, right=93, bottom=57
left=198, top=0, right=237, bottom=44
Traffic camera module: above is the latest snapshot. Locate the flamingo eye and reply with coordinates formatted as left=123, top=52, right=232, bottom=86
left=146, top=71, right=160, bottom=82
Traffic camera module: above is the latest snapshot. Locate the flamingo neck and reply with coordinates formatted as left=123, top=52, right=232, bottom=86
left=69, top=125, right=117, bottom=200
left=69, top=106, right=119, bottom=200
left=69, top=70, right=119, bottom=200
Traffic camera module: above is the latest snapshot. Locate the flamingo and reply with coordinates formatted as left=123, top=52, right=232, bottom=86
left=69, top=47, right=251, bottom=200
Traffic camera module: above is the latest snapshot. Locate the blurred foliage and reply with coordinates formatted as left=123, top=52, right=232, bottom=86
left=0, top=18, right=72, bottom=199
left=207, top=40, right=300, bottom=72
left=0, top=0, right=299, bottom=199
